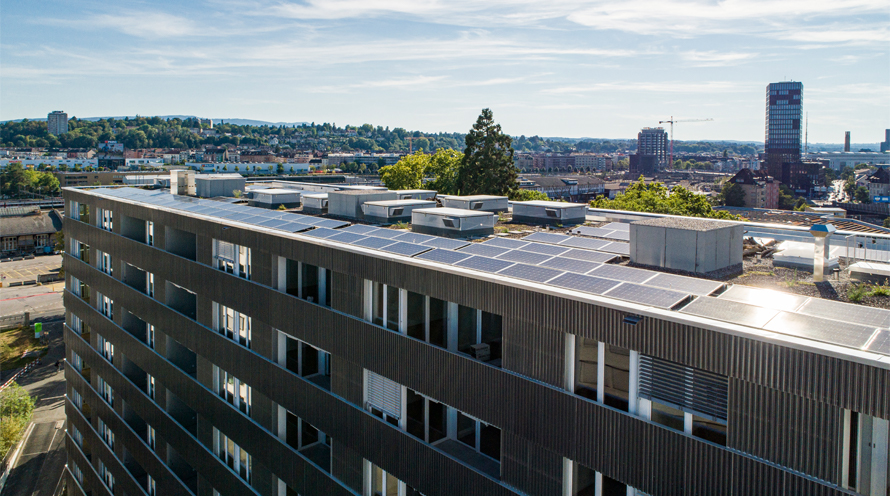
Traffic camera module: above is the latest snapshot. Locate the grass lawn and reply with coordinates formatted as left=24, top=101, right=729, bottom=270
left=0, top=327, right=48, bottom=371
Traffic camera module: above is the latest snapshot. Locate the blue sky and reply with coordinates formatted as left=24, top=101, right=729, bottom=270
left=1, top=0, right=888, bottom=143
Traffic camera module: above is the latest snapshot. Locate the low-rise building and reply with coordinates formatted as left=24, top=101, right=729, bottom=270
left=0, top=206, right=62, bottom=255
left=727, top=168, right=780, bottom=209
left=866, top=166, right=890, bottom=199
left=807, top=151, right=890, bottom=170
left=54, top=170, right=165, bottom=187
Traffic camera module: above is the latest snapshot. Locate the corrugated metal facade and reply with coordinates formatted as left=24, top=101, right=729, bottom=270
left=61, top=189, right=887, bottom=496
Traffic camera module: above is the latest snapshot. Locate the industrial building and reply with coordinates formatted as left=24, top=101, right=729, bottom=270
left=62, top=185, right=889, bottom=496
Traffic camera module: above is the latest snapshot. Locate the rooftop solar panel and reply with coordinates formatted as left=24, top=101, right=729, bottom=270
left=415, top=249, right=474, bottom=265
left=680, top=296, right=780, bottom=328
left=495, top=250, right=553, bottom=265
left=301, top=227, right=342, bottom=238
left=796, top=298, right=890, bottom=329
left=571, top=227, right=615, bottom=238
left=421, top=238, right=471, bottom=250
left=327, top=232, right=368, bottom=244
left=763, top=312, right=879, bottom=350
left=524, top=232, right=569, bottom=244
left=312, top=219, right=350, bottom=229
left=255, top=218, right=292, bottom=229
left=547, top=273, right=621, bottom=295
left=866, top=330, right=890, bottom=355
left=459, top=244, right=511, bottom=257
left=719, top=285, right=809, bottom=312
left=559, top=237, right=611, bottom=251
left=381, top=242, right=431, bottom=257
left=497, top=264, right=564, bottom=283
left=538, top=257, right=601, bottom=274
left=393, top=232, right=437, bottom=244
left=352, top=236, right=397, bottom=250
left=368, top=229, right=405, bottom=239
left=603, top=230, right=630, bottom=241
left=599, top=242, right=630, bottom=256
left=338, top=225, right=380, bottom=235
left=454, top=256, right=515, bottom=273
left=588, top=264, right=655, bottom=284
left=559, top=249, right=618, bottom=263
left=604, top=283, right=690, bottom=310
left=645, top=273, right=725, bottom=296
left=518, top=242, right=571, bottom=256
left=603, top=222, right=630, bottom=231
left=483, top=238, right=531, bottom=250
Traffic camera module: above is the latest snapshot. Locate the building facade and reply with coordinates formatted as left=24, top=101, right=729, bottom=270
left=637, top=128, right=668, bottom=169
left=764, top=82, right=803, bottom=181
left=62, top=186, right=889, bottom=496
left=807, top=151, right=890, bottom=171
left=48, top=111, right=69, bottom=136
left=727, top=168, right=779, bottom=209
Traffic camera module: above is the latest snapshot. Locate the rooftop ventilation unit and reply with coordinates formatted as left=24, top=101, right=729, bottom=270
left=328, top=190, right=398, bottom=220
left=361, top=199, right=436, bottom=224
left=248, top=188, right=302, bottom=209
left=630, top=217, right=743, bottom=276
left=411, top=207, right=496, bottom=238
left=512, top=201, right=587, bottom=226
left=170, top=170, right=196, bottom=196
left=395, top=189, right=438, bottom=201
left=440, top=195, right=508, bottom=213
left=301, top=193, right=328, bottom=214
left=194, top=173, right=245, bottom=198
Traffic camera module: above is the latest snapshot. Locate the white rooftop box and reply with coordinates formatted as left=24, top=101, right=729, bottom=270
left=249, top=188, right=302, bottom=209
left=512, top=201, right=587, bottom=226
left=328, top=190, right=398, bottom=220
left=411, top=207, right=496, bottom=238
left=395, top=189, right=438, bottom=201
left=440, top=195, right=508, bottom=213
left=362, top=199, right=436, bottom=224
left=302, top=193, right=328, bottom=214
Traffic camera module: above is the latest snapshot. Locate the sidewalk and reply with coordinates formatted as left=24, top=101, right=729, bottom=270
left=2, top=321, right=68, bottom=496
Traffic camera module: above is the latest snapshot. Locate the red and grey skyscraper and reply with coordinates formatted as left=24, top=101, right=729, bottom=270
left=764, top=81, right=803, bottom=181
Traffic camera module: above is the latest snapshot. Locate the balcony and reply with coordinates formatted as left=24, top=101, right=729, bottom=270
left=165, top=226, right=196, bottom=261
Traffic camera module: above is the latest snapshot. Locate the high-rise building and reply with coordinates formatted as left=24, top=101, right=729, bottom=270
left=48, top=110, right=68, bottom=135
left=764, top=82, right=803, bottom=181
left=62, top=186, right=890, bottom=496
left=845, top=132, right=851, bottom=152
left=881, top=129, right=889, bottom=153
left=637, top=127, right=668, bottom=168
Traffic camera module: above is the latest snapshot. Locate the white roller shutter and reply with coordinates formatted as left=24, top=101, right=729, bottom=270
left=366, top=371, right=401, bottom=419
left=217, top=240, right=235, bottom=261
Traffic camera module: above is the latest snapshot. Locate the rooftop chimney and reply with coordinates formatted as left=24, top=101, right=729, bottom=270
left=844, top=132, right=851, bottom=152
left=810, top=224, right=836, bottom=282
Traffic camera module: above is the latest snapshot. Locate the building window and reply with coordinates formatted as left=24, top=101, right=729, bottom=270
left=841, top=410, right=889, bottom=494
left=98, top=418, right=115, bottom=450
left=365, top=370, right=403, bottom=427
left=96, top=333, right=114, bottom=363
left=98, top=460, right=115, bottom=491
left=281, top=258, right=330, bottom=306
left=567, top=336, right=641, bottom=414
left=97, top=293, right=113, bottom=320
left=97, top=250, right=112, bottom=275
left=214, top=303, right=251, bottom=348
left=284, top=411, right=331, bottom=472
left=70, top=461, right=84, bottom=485
left=281, top=333, right=331, bottom=390
left=364, top=460, right=421, bottom=496
left=565, top=459, right=647, bottom=496
left=147, top=272, right=155, bottom=297
left=147, top=475, right=157, bottom=496
left=147, top=425, right=156, bottom=449
left=71, top=350, right=83, bottom=372
left=69, top=276, right=89, bottom=303
left=147, top=374, right=155, bottom=400
left=98, top=208, right=113, bottom=231
left=213, top=239, right=251, bottom=279
left=96, top=375, right=113, bottom=406
left=70, top=387, right=83, bottom=410
left=70, top=424, right=83, bottom=448
left=71, top=239, right=89, bottom=262
left=146, top=221, right=154, bottom=246
left=215, top=428, right=252, bottom=483
left=78, top=202, right=90, bottom=223
left=215, top=366, right=251, bottom=416
left=147, top=324, right=155, bottom=349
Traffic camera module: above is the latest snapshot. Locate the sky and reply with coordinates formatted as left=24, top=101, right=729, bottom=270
left=1, top=0, right=888, bottom=143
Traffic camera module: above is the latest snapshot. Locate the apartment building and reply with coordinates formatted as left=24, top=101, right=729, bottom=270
left=63, top=186, right=889, bottom=496
left=726, top=168, right=779, bottom=209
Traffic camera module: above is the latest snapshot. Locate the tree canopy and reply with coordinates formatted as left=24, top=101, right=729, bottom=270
left=0, top=163, right=60, bottom=197
left=508, top=189, right=550, bottom=201
left=379, top=151, right=428, bottom=190
left=590, top=177, right=738, bottom=220
left=717, top=181, right=746, bottom=207
left=457, top=109, right=518, bottom=196
left=378, top=148, right=464, bottom=193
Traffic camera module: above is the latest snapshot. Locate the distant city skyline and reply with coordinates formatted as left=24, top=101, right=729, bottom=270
left=1, top=0, right=887, bottom=143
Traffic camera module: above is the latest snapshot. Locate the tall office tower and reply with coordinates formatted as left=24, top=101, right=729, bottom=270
left=845, top=132, right=851, bottom=152
left=48, top=110, right=68, bottom=135
left=637, top=127, right=668, bottom=168
left=881, top=129, right=889, bottom=153
left=62, top=185, right=890, bottom=496
left=764, top=81, right=803, bottom=182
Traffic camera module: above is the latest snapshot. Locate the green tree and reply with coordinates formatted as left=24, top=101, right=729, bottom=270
left=0, top=163, right=30, bottom=197
left=0, top=382, right=35, bottom=459
left=277, top=163, right=285, bottom=175
left=457, top=109, right=517, bottom=196
left=883, top=218, right=890, bottom=228
left=425, top=148, right=463, bottom=195
left=590, top=177, right=738, bottom=220
left=855, top=186, right=871, bottom=203
left=778, top=184, right=798, bottom=210
left=379, top=151, right=427, bottom=190
left=718, top=181, right=746, bottom=207
left=509, top=189, right=550, bottom=201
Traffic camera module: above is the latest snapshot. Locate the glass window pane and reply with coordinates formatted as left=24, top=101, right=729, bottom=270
left=372, top=465, right=384, bottom=496
left=386, top=286, right=400, bottom=331
left=573, top=463, right=597, bottom=496
left=603, top=344, right=630, bottom=412
left=301, top=343, right=319, bottom=377
left=457, top=412, right=476, bottom=449
left=651, top=401, right=684, bottom=432
left=428, top=400, right=446, bottom=443
left=301, top=263, right=319, bottom=302
left=428, top=297, right=447, bottom=348
left=575, top=338, right=598, bottom=401
left=481, top=311, right=502, bottom=361
left=602, top=475, right=627, bottom=496
left=406, top=291, right=425, bottom=340
left=406, top=390, right=424, bottom=440
left=457, top=305, right=476, bottom=354
left=479, top=424, right=501, bottom=461
left=372, top=282, right=384, bottom=326
left=301, top=420, right=319, bottom=447
left=692, top=415, right=727, bottom=446
left=386, top=472, right=399, bottom=496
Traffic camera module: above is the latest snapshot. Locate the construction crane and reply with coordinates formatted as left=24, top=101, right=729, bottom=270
left=658, top=116, right=713, bottom=168
left=404, top=136, right=431, bottom=153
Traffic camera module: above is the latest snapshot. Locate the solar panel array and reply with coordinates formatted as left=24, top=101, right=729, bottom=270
left=572, top=224, right=630, bottom=241
left=524, top=231, right=630, bottom=256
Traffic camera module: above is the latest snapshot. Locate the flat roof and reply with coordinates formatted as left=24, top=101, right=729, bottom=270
left=441, top=195, right=507, bottom=201
left=73, top=186, right=890, bottom=366
left=364, top=200, right=436, bottom=207
left=253, top=188, right=301, bottom=195
left=515, top=200, right=587, bottom=208
left=413, top=207, right=496, bottom=217
left=329, top=189, right=394, bottom=196
left=633, top=217, right=732, bottom=232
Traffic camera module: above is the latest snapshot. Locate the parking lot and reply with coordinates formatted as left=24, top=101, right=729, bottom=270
left=0, top=254, right=62, bottom=286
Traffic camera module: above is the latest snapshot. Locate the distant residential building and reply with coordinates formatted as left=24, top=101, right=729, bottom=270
left=53, top=170, right=162, bottom=187
left=629, top=154, right=657, bottom=177
left=96, top=141, right=125, bottom=170
left=637, top=127, right=668, bottom=168
left=764, top=81, right=803, bottom=181
left=199, top=117, right=213, bottom=128
left=727, top=168, right=779, bottom=209
left=571, top=154, right=612, bottom=171
left=1, top=159, right=97, bottom=169
left=518, top=175, right=605, bottom=201
left=515, top=154, right=534, bottom=171
left=866, top=167, right=890, bottom=198
left=202, top=146, right=228, bottom=163
left=240, top=151, right=278, bottom=163
left=47, top=111, right=68, bottom=136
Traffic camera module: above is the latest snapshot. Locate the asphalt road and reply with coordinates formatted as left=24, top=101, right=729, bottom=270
left=0, top=283, right=65, bottom=320
left=0, top=255, right=62, bottom=286
left=2, top=322, right=67, bottom=496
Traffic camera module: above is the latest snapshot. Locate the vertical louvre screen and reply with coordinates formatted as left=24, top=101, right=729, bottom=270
left=218, top=241, right=235, bottom=261
left=366, top=371, right=401, bottom=419
left=639, top=355, right=728, bottom=420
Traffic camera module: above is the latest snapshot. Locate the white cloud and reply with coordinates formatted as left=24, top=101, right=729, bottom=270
left=679, top=50, right=758, bottom=66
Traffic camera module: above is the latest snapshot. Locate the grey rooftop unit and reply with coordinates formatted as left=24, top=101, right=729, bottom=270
left=512, top=200, right=587, bottom=226
left=630, top=217, right=743, bottom=275
left=395, top=189, right=438, bottom=201
left=248, top=188, right=302, bottom=209
left=411, top=207, right=496, bottom=238
left=440, top=195, right=509, bottom=213
left=301, top=193, right=328, bottom=214
left=195, top=174, right=246, bottom=198
left=361, top=199, right=436, bottom=224
left=327, top=189, right=398, bottom=220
